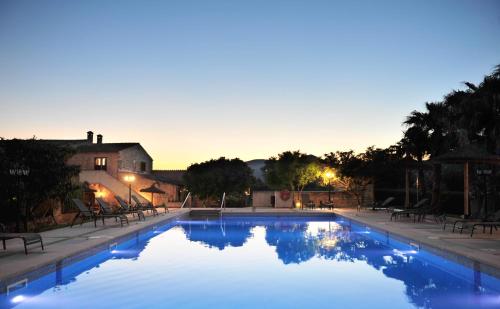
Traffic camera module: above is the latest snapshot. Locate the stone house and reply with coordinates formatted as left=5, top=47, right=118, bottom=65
left=47, top=131, right=185, bottom=210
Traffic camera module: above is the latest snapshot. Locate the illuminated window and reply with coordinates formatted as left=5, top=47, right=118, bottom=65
left=94, top=157, right=107, bottom=170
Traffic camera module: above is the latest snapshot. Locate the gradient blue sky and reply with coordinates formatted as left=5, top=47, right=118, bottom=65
left=1, top=0, right=499, bottom=169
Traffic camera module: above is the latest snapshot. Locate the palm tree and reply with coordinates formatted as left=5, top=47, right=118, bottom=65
left=404, top=102, right=455, bottom=210
left=467, top=68, right=500, bottom=153
left=400, top=125, right=429, bottom=198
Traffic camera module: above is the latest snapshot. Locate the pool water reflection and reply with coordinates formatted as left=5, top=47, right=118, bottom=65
left=2, top=216, right=500, bottom=309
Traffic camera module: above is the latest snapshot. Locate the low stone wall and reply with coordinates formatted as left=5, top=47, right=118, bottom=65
left=252, top=191, right=275, bottom=207
left=252, top=188, right=374, bottom=209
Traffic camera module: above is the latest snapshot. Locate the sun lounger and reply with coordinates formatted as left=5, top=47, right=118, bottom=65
left=142, top=198, right=168, bottom=213
left=470, top=222, right=500, bottom=237
left=71, top=198, right=127, bottom=227
left=0, top=223, right=44, bottom=255
left=132, top=195, right=159, bottom=216
left=71, top=199, right=99, bottom=227
left=390, top=198, right=429, bottom=222
left=443, top=210, right=500, bottom=233
left=371, top=197, right=395, bottom=211
left=95, top=198, right=129, bottom=227
left=115, top=195, right=146, bottom=220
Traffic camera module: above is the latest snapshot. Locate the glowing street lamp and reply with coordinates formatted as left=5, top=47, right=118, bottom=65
left=123, top=175, right=135, bottom=205
left=323, top=169, right=336, bottom=202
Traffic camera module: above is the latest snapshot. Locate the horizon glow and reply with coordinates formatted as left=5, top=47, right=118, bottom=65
left=1, top=0, right=499, bottom=169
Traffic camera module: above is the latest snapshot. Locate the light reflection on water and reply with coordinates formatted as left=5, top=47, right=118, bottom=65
left=2, top=216, right=500, bottom=309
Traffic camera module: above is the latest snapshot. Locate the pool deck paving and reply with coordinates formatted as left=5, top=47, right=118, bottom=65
left=221, top=207, right=500, bottom=278
left=332, top=208, right=500, bottom=278
left=0, top=209, right=189, bottom=292
left=1, top=206, right=500, bottom=291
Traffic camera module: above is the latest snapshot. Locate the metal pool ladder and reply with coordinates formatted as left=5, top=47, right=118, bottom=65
left=180, top=192, right=191, bottom=209
left=220, top=192, right=226, bottom=210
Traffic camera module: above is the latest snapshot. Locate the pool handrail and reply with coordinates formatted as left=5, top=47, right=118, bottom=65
left=180, top=192, right=191, bottom=209
left=220, top=192, right=226, bottom=209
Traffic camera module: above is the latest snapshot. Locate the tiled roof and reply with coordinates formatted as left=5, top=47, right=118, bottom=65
left=5, top=137, right=153, bottom=160
left=75, top=143, right=140, bottom=153
left=151, top=170, right=186, bottom=185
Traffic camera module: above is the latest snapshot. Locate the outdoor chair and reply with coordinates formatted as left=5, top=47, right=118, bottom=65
left=132, top=195, right=159, bottom=216
left=301, top=194, right=315, bottom=210
left=319, top=201, right=334, bottom=210
left=71, top=198, right=127, bottom=227
left=70, top=198, right=99, bottom=227
left=154, top=202, right=169, bottom=214
left=370, top=197, right=395, bottom=211
left=95, top=198, right=129, bottom=227
left=390, top=198, right=429, bottom=222
left=444, top=210, right=500, bottom=236
left=0, top=223, right=44, bottom=255
left=470, top=221, right=500, bottom=237
left=305, top=201, right=316, bottom=209
left=115, top=195, right=146, bottom=220
left=418, top=204, right=445, bottom=223
left=142, top=199, right=168, bottom=214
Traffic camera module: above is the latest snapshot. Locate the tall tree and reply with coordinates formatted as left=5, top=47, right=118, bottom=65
left=400, top=125, right=429, bottom=197
left=401, top=64, right=500, bottom=212
left=263, top=151, right=320, bottom=191
left=324, top=150, right=373, bottom=209
left=0, top=139, right=80, bottom=232
left=263, top=151, right=321, bottom=205
left=183, top=157, right=254, bottom=206
left=404, top=102, right=454, bottom=210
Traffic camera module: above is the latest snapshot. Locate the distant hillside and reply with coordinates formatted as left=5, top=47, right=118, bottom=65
left=246, top=159, right=266, bottom=181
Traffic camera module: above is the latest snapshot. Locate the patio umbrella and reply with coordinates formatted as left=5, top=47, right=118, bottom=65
left=140, top=184, right=165, bottom=205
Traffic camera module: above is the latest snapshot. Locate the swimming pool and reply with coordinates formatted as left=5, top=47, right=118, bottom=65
left=1, top=215, right=499, bottom=308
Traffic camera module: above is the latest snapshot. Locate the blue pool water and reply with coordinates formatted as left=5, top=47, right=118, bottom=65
left=1, top=215, right=500, bottom=309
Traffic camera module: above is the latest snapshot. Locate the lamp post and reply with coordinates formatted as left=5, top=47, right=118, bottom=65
left=9, top=166, right=30, bottom=232
left=123, top=175, right=135, bottom=206
left=324, top=171, right=335, bottom=202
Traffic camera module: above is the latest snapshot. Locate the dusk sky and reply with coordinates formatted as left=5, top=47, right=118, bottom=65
left=1, top=0, right=499, bottom=169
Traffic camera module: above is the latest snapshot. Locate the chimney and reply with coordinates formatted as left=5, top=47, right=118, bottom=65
left=96, top=134, right=103, bottom=144
left=86, top=131, right=94, bottom=143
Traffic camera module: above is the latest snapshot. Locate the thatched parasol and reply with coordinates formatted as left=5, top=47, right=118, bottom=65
left=140, top=184, right=165, bottom=205
left=433, top=144, right=500, bottom=164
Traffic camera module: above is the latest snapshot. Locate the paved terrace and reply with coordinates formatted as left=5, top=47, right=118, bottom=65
left=222, top=207, right=500, bottom=277
left=1, top=207, right=500, bottom=291
left=333, top=208, right=500, bottom=278
left=0, top=209, right=189, bottom=291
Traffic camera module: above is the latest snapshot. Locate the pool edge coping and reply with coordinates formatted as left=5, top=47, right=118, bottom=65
left=335, top=211, right=500, bottom=280
left=222, top=210, right=500, bottom=280
left=2, top=209, right=499, bottom=294
left=0, top=211, right=190, bottom=294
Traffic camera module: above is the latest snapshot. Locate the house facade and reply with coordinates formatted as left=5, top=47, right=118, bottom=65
left=66, top=133, right=153, bottom=179
left=50, top=131, right=186, bottom=208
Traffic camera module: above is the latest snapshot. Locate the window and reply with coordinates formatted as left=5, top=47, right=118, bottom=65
left=140, top=161, right=146, bottom=172
left=118, top=160, right=123, bottom=170
left=94, top=157, right=107, bottom=170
